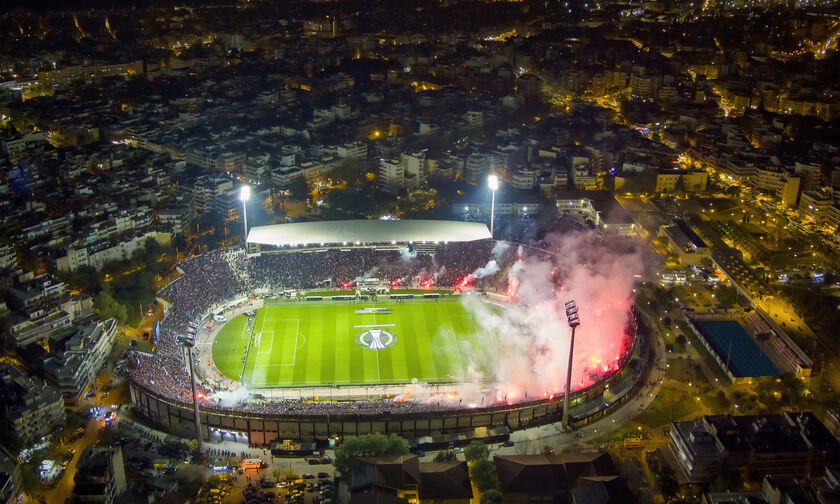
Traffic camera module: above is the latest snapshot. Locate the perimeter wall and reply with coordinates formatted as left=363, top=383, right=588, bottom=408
left=129, top=364, right=637, bottom=444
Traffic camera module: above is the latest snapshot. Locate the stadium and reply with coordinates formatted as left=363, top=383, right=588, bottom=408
left=128, top=219, right=642, bottom=447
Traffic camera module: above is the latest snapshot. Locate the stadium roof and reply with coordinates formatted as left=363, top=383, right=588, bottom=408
left=246, top=220, right=491, bottom=247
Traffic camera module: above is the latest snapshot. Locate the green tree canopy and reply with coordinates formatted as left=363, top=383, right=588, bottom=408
left=333, top=433, right=409, bottom=476
left=464, top=440, right=489, bottom=463
left=480, top=489, right=503, bottom=504
left=469, top=458, right=499, bottom=493
left=657, top=464, right=680, bottom=501
left=433, top=450, right=457, bottom=462
left=93, top=286, right=128, bottom=324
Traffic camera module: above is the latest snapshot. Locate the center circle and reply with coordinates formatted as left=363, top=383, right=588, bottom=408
left=356, top=329, right=397, bottom=350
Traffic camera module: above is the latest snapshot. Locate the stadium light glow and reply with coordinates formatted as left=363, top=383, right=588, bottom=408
left=562, top=300, right=580, bottom=430
left=240, top=185, right=250, bottom=243
left=488, top=174, right=499, bottom=191
left=488, top=174, right=499, bottom=237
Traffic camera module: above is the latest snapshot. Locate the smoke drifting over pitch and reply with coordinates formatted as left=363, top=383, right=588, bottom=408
left=405, top=231, right=643, bottom=405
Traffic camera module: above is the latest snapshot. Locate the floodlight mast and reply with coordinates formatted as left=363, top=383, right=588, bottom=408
left=239, top=185, right=250, bottom=244
left=488, top=174, right=499, bottom=237
left=178, top=336, right=203, bottom=451
left=562, top=300, right=580, bottom=430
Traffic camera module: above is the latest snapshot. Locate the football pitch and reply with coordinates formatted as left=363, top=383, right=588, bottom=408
left=211, top=297, right=479, bottom=387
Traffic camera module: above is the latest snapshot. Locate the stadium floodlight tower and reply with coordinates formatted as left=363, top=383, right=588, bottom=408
left=239, top=185, right=250, bottom=244
left=177, top=333, right=203, bottom=451
left=488, top=174, right=499, bottom=237
left=562, top=300, right=580, bottom=430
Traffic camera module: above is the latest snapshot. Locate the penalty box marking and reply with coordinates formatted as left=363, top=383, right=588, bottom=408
left=254, top=319, right=300, bottom=367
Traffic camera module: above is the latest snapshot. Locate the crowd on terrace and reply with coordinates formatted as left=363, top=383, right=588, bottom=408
left=129, top=240, right=511, bottom=415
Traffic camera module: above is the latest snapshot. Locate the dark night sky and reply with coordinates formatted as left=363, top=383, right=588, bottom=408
left=5, top=0, right=232, bottom=12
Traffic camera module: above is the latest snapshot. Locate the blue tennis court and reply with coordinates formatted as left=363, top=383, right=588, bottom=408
left=694, top=320, right=780, bottom=377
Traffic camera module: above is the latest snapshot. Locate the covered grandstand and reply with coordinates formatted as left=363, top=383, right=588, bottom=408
left=245, top=219, right=491, bottom=250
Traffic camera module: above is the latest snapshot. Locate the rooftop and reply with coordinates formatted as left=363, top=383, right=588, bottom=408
left=247, top=220, right=491, bottom=248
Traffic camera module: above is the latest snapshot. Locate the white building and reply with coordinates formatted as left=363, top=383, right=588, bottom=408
left=0, top=365, right=65, bottom=443
left=401, top=151, right=427, bottom=191
left=56, top=231, right=171, bottom=272
left=511, top=167, right=538, bottom=190
left=336, top=141, right=367, bottom=161
left=378, top=158, right=404, bottom=194
left=43, top=319, right=118, bottom=405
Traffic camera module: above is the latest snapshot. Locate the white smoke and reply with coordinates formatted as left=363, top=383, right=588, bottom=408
left=213, top=388, right=250, bottom=407
left=470, top=259, right=500, bottom=280
left=354, top=267, right=380, bottom=284
left=395, top=378, right=491, bottom=407
left=463, top=241, right=513, bottom=283
left=398, top=247, right=417, bottom=262
left=431, top=231, right=645, bottom=403
left=491, top=241, right=511, bottom=260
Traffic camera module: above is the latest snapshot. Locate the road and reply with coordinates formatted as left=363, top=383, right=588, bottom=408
left=41, top=417, right=101, bottom=504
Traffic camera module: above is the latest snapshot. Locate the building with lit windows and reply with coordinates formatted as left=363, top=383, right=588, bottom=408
left=655, top=169, right=709, bottom=193
left=668, top=412, right=839, bottom=483
left=42, top=319, right=118, bottom=405
left=0, top=365, right=65, bottom=443
left=72, top=447, right=126, bottom=504
left=658, top=220, right=709, bottom=266
left=800, top=190, right=837, bottom=231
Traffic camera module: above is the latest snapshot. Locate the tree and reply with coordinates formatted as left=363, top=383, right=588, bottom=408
left=464, top=440, right=489, bottom=463
left=0, top=429, right=23, bottom=454
left=288, top=177, right=309, bottom=201
left=19, top=464, right=39, bottom=495
left=709, top=473, right=740, bottom=493
left=619, top=169, right=657, bottom=195
left=332, top=158, right=364, bottom=186
left=480, top=489, right=503, bottom=504
left=469, top=458, right=499, bottom=493
left=333, top=433, right=409, bottom=476
left=283, top=468, right=298, bottom=482
left=657, top=464, right=679, bottom=501
left=716, top=390, right=730, bottom=408
left=675, top=334, right=687, bottom=348
left=57, top=411, right=82, bottom=443
left=434, top=450, right=457, bottom=462
left=93, top=287, right=128, bottom=324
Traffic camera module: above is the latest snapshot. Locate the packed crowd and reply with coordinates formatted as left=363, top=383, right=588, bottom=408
left=247, top=241, right=498, bottom=293
left=129, top=241, right=508, bottom=415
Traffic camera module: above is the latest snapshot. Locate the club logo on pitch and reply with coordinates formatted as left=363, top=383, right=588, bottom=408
left=356, top=329, right=397, bottom=350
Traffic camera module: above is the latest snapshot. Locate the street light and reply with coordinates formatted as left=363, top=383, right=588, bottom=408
left=488, top=174, right=499, bottom=237
left=562, top=300, right=580, bottom=430
left=239, top=185, right=250, bottom=243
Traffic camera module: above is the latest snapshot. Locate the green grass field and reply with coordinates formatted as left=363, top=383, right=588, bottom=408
left=211, top=297, right=478, bottom=387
